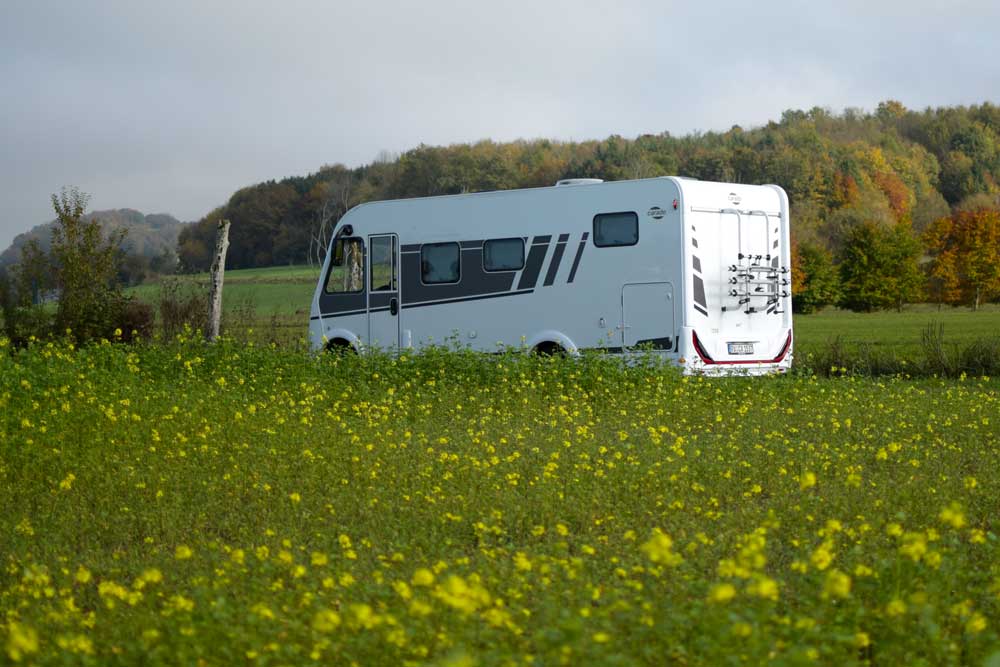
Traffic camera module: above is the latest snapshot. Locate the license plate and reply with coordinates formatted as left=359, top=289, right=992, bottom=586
left=728, top=342, right=754, bottom=355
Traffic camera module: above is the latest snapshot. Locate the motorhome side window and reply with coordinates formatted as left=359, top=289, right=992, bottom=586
left=593, top=212, right=639, bottom=247
left=325, top=237, right=364, bottom=293
left=421, top=242, right=460, bottom=284
left=483, top=238, right=525, bottom=271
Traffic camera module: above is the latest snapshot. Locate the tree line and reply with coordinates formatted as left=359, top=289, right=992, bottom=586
left=176, top=101, right=1000, bottom=312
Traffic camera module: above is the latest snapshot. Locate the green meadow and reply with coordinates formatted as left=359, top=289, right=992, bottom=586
left=129, top=265, right=1000, bottom=357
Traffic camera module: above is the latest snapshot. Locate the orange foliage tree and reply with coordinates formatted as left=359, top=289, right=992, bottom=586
left=924, top=208, right=1000, bottom=310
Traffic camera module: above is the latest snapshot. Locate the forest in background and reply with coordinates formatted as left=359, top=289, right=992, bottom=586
left=4, top=101, right=1000, bottom=315
left=172, top=100, right=1000, bottom=311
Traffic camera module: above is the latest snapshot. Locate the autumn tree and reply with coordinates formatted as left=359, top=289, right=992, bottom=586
left=924, top=208, right=1000, bottom=310
left=791, top=241, right=840, bottom=314
left=839, top=222, right=923, bottom=312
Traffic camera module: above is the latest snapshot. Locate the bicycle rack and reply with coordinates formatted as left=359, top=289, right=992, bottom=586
left=721, top=209, right=789, bottom=315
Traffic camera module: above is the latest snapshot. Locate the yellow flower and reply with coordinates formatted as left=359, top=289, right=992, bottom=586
left=175, top=545, right=193, bottom=560
left=350, top=603, right=378, bottom=629
left=822, top=569, right=851, bottom=599
left=747, top=575, right=779, bottom=601
left=168, top=595, right=195, bottom=612
left=433, top=575, right=492, bottom=615
left=56, top=635, right=94, bottom=655
left=854, top=632, right=871, bottom=648
left=592, top=632, right=611, bottom=643
left=641, top=529, right=683, bottom=566
left=134, top=568, right=162, bottom=589
left=289, top=492, right=301, bottom=504
left=966, top=613, right=987, bottom=634
left=313, top=609, right=341, bottom=632
left=513, top=552, right=532, bottom=572
left=732, top=622, right=752, bottom=637
left=899, top=532, right=927, bottom=562
left=411, top=568, right=435, bottom=587
left=810, top=541, right=834, bottom=571
left=886, top=599, right=906, bottom=617
left=6, top=622, right=39, bottom=662
left=800, top=471, right=817, bottom=490
left=393, top=580, right=413, bottom=601
left=938, top=502, right=966, bottom=529
left=708, top=582, right=736, bottom=603
left=251, top=603, right=275, bottom=619
left=75, top=566, right=92, bottom=584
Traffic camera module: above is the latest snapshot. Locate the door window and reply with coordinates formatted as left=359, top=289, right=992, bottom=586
left=369, top=236, right=397, bottom=291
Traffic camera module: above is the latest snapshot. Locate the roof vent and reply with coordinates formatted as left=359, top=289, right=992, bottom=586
left=555, top=178, right=604, bottom=187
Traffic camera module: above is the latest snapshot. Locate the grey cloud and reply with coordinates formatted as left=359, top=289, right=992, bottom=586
left=2, top=0, right=999, bottom=248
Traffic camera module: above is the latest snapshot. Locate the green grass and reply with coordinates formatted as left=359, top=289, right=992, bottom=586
left=795, top=305, right=1000, bottom=352
left=2, top=340, right=1000, bottom=665
left=129, top=265, right=1000, bottom=356
left=129, top=266, right=319, bottom=317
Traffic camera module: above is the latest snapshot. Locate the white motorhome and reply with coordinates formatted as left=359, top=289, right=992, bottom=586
left=309, top=177, right=793, bottom=374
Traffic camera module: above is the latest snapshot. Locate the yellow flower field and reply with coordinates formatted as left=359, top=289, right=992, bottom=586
left=2, top=338, right=999, bottom=665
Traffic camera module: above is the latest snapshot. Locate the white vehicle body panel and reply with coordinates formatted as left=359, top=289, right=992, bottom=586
left=309, top=177, right=793, bottom=374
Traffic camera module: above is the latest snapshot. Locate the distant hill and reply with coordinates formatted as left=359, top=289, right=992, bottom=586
left=1, top=209, right=188, bottom=268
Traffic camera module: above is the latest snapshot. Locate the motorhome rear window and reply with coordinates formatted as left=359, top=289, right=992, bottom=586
left=593, top=212, right=639, bottom=247
left=421, top=242, right=460, bottom=284
left=483, top=238, right=525, bottom=272
left=324, top=237, right=364, bottom=293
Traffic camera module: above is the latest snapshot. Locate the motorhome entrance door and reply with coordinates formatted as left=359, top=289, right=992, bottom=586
left=367, top=234, right=400, bottom=351
left=621, top=281, right=675, bottom=351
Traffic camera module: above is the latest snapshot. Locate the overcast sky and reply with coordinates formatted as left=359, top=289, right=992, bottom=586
left=2, top=0, right=999, bottom=248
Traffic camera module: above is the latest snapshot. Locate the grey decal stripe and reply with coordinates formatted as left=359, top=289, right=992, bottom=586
left=543, top=236, right=569, bottom=287
left=693, top=275, right=708, bottom=309
left=694, top=304, right=709, bottom=317
left=567, top=236, right=587, bottom=284
left=692, top=256, right=702, bottom=273
left=532, top=235, right=552, bottom=245
left=517, top=238, right=549, bottom=290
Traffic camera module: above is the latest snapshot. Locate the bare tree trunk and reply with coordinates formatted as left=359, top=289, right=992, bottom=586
left=974, top=287, right=980, bottom=312
left=206, top=219, right=231, bottom=342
